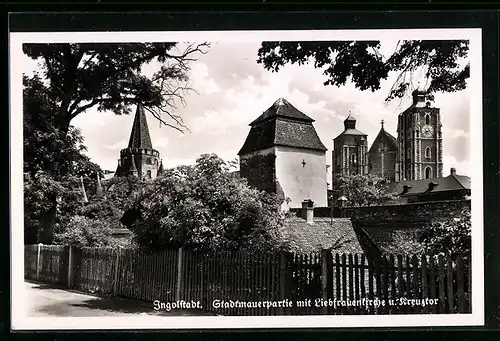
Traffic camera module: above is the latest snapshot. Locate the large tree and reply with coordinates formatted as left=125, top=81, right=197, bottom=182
left=23, top=42, right=209, bottom=243
left=257, top=40, right=469, bottom=101
left=23, top=42, right=209, bottom=135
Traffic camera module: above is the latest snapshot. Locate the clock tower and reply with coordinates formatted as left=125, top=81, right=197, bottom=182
left=396, top=89, right=443, bottom=181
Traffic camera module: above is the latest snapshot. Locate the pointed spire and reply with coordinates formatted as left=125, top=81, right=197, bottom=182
left=96, top=172, right=105, bottom=199
left=80, top=176, right=88, bottom=204
left=129, top=156, right=138, bottom=177
left=128, top=104, right=153, bottom=150
left=157, top=159, right=164, bottom=176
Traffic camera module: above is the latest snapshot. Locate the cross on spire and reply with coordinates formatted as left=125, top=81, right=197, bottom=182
left=381, top=119, right=385, bottom=128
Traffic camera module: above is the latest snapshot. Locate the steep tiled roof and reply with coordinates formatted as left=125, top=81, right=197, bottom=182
left=278, top=217, right=364, bottom=254
left=388, top=172, right=471, bottom=196
left=128, top=104, right=153, bottom=150
left=368, top=127, right=398, bottom=153
left=238, top=99, right=327, bottom=155
left=250, top=97, right=314, bottom=126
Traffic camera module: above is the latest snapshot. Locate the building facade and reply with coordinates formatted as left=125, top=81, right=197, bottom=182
left=397, top=89, right=443, bottom=181
left=238, top=98, right=328, bottom=209
left=114, top=104, right=163, bottom=181
left=331, top=114, right=369, bottom=180
left=367, top=120, right=399, bottom=182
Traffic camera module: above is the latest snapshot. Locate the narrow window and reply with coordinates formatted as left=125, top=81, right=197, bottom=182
left=425, top=114, right=431, bottom=125
left=350, top=153, right=357, bottom=165
left=147, top=170, right=152, bottom=179
left=425, top=146, right=431, bottom=158
left=425, top=167, right=432, bottom=179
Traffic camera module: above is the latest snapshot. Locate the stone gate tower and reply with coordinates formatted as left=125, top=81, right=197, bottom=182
left=114, top=104, right=162, bottom=181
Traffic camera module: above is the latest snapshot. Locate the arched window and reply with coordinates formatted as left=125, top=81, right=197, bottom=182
left=425, top=113, right=431, bottom=125
left=425, top=167, right=432, bottom=179
left=147, top=170, right=152, bottom=179
left=350, top=153, right=357, bottom=165
left=425, top=146, right=431, bottom=158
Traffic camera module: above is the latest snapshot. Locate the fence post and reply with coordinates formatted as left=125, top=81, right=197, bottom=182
left=67, top=246, right=73, bottom=288
left=36, top=243, right=42, bottom=280
left=113, top=248, right=121, bottom=295
left=279, top=251, right=292, bottom=315
left=321, top=249, right=334, bottom=314
left=175, top=248, right=184, bottom=301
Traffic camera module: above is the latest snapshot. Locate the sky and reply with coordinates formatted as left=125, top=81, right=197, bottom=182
left=21, top=40, right=471, bottom=185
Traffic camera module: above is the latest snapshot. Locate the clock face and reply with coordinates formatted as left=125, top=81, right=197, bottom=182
left=422, top=125, right=434, bottom=138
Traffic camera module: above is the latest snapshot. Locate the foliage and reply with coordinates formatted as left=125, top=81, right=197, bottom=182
left=419, top=208, right=471, bottom=258
left=79, top=199, right=123, bottom=230
left=124, top=154, right=284, bottom=252
left=103, top=175, right=146, bottom=212
left=23, top=75, right=102, bottom=178
left=24, top=42, right=209, bottom=134
left=54, top=215, right=117, bottom=248
left=257, top=40, right=469, bottom=101
left=333, top=174, right=399, bottom=207
left=24, top=173, right=83, bottom=244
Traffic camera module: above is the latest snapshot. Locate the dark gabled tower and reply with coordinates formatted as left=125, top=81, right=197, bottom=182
left=238, top=97, right=328, bottom=208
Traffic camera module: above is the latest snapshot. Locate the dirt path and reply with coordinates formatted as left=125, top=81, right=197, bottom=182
left=25, top=281, right=215, bottom=317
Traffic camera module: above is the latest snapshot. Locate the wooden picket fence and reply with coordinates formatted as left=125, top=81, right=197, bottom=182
left=24, top=245, right=471, bottom=316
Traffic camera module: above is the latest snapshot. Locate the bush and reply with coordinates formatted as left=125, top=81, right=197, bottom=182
left=125, top=154, right=284, bottom=252
left=54, top=216, right=117, bottom=247
left=419, top=208, right=471, bottom=258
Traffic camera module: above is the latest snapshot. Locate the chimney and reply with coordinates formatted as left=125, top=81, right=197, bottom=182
left=301, top=199, right=314, bottom=224
left=450, top=168, right=456, bottom=175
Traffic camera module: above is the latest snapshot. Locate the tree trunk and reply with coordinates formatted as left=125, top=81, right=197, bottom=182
left=36, top=193, right=57, bottom=244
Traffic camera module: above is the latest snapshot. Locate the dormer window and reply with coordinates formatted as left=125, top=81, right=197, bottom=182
left=401, top=185, right=413, bottom=195
left=426, top=181, right=439, bottom=192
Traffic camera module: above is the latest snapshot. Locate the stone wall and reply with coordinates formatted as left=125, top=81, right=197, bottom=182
left=342, top=199, right=470, bottom=227
left=290, top=199, right=471, bottom=227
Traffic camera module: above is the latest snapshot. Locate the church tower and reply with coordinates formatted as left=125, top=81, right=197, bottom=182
left=332, top=113, right=369, bottom=180
left=367, top=120, right=399, bottom=182
left=114, top=104, right=162, bottom=181
left=397, top=89, right=443, bottom=181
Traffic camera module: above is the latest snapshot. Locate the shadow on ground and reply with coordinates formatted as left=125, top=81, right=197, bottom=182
left=28, top=280, right=218, bottom=316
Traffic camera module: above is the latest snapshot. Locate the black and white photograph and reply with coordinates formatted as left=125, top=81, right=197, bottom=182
left=10, top=28, right=483, bottom=330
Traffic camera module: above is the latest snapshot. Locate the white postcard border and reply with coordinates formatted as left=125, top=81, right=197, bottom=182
left=10, top=28, right=484, bottom=330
